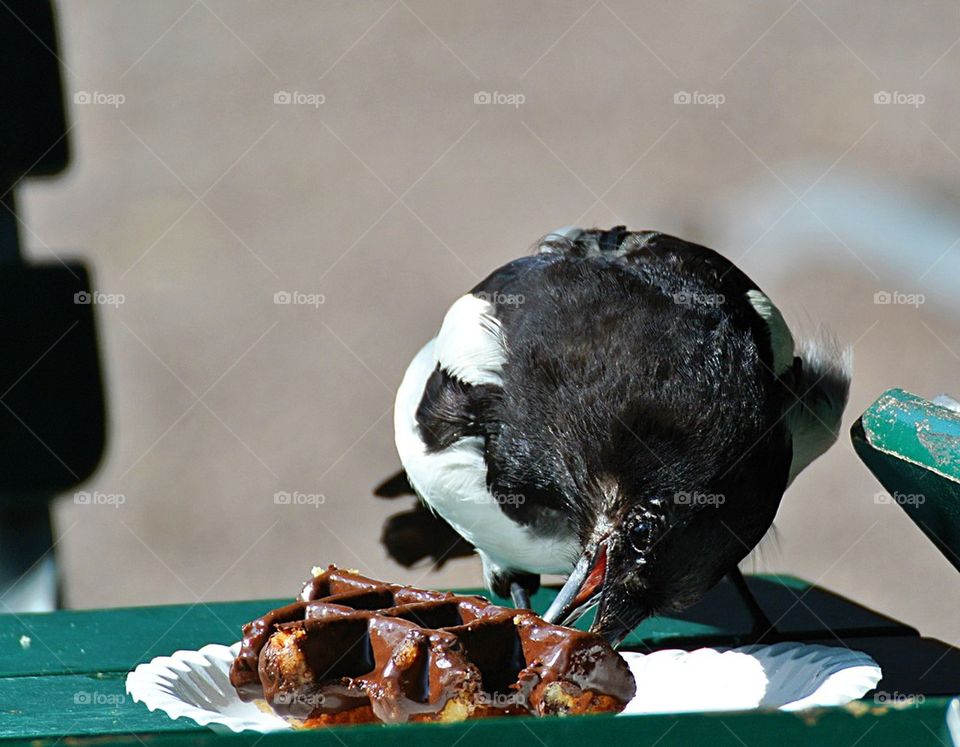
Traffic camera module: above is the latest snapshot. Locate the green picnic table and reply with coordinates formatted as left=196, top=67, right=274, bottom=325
left=2, top=388, right=960, bottom=745
left=1, top=575, right=959, bottom=746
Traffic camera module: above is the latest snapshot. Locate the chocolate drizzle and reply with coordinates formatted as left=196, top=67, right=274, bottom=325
left=229, top=566, right=636, bottom=725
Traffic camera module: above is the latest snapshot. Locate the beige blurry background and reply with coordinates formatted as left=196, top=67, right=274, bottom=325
left=19, top=1, right=960, bottom=645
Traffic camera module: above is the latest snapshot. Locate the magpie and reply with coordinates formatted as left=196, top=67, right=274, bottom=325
left=380, top=227, right=850, bottom=645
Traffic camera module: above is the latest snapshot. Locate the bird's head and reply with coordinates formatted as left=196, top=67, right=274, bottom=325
left=542, top=473, right=774, bottom=647
left=543, top=487, right=674, bottom=646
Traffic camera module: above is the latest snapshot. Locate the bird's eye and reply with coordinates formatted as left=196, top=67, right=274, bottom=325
left=628, top=520, right=652, bottom=552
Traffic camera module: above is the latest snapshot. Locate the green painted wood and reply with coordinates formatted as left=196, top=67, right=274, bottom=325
left=0, top=578, right=926, bottom=740
left=0, top=574, right=912, bottom=681
left=624, top=573, right=915, bottom=648
left=0, top=573, right=944, bottom=741
left=0, top=599, right=288, bottom=678
left=857, top=389, right=960, bottom=480
left=852, top=388, right=960, bottom=572
left=0, top=697, right=954, bottom=746
left=0, top=672, right=198, bottom=738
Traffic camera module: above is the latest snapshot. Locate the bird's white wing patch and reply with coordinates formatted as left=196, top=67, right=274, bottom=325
left=746, top=290, right=795, bottom=375
left=434, top=294, right=506, bottom=386
left=393, top=331, right=576, bottom=575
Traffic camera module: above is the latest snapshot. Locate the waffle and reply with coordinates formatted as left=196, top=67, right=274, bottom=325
left=229, top=566, right=635, bottom=725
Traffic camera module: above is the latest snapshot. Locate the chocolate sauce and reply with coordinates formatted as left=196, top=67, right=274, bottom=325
left=230, top=565, right=636, bottom=724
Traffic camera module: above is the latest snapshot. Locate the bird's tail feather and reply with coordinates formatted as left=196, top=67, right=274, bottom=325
left=786, top=328, right=853, bottom=484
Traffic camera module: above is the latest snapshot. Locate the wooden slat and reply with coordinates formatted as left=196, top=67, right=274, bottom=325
left=0, top=696, right=954, bottom=746
left=0, top=672, right=198, bottom=738
left=0, top=599, right=287, bottom=678
left=0, top=574, right=915, bottom=681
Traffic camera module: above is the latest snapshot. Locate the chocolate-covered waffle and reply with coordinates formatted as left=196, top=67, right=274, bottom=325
left=229, top=566, right=635, bottom=725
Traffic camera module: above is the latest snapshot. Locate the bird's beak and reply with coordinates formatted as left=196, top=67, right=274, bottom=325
left=542, top=539, right=608, bottom=626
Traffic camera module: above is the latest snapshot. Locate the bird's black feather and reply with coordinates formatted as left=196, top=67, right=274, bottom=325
left=462, top=231, right=793, bottom=613
left=415, top=367, right=500, bottom=452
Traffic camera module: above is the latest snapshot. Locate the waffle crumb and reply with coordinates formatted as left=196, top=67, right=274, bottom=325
left=392, top=637, right=419, bottom=669
left=438, top=696, right=473, bottom=722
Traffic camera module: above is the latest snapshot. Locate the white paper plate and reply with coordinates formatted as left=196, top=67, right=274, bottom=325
left=125, top=640, right=882, bottom=733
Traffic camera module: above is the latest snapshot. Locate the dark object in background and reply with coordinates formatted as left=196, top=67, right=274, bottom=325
left=0, top=1, right=70, bottom=185
left=0, top=265, right=104, bottom=493
left=0, top=0, right=106, bottom=610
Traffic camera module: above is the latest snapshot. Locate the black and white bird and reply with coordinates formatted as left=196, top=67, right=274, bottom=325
left=378, top=227, right=850, bottom=645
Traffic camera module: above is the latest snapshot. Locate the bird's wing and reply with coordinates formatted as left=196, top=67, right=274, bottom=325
left=392, top=306, right=579, bottom=577
left=536, top=227, right=849, bottom=481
